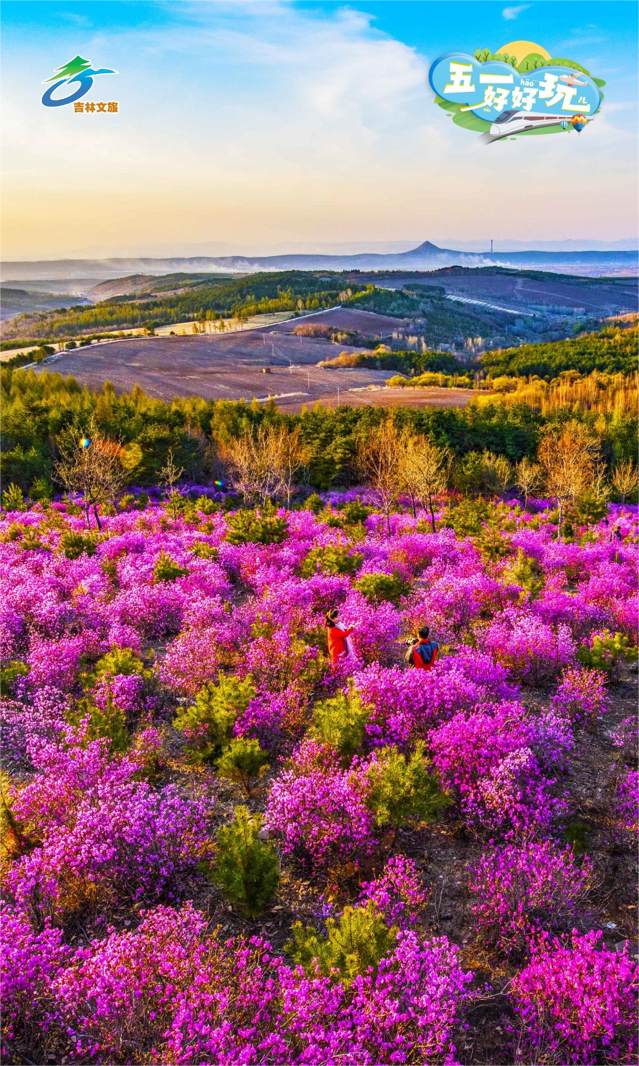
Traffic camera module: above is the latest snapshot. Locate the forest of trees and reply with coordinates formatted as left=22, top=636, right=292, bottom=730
left=342, top=283, right=576, bottom=350
left=320, top=348, right=463, bottom=374
left=2, top=272, right=368, bottom=341
left=2, top=350, right=636, bottom=497
left=480, top=324, right=637, bottom=378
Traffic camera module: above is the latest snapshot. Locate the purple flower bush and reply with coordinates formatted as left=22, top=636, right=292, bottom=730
left=429, top=703, right=567, bottom=835
left=264, top=739, right=375, bottom=871
left=616, top=768, right=638, bottom=841
left=358, top=855, right=428, bottom=925
left=468, top=841, right=594, bottom=954
left=1, top=905, right=70, bottom=1050
left=4, top=732, right=210, bottom=923
left=510, top=931, right=639, bottom=1064
left=163, top=924, right=472, bottom=1066
left=551, top=666, right=610, bottom=729
left=481, top=608, right=576, bottom=685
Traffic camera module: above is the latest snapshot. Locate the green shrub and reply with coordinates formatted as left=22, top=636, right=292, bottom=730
left=2, top=483, right=26, bottom=512
left=29, top=477, right=53, bottom=503
left=190, top=540, right=219, bottom=560
left=286, top=902, right=397, bottom=985
left=312, top=690, right=371, bottom=761
left=501, top=549, right=544, bottom=600
left=475, top=521, right=511, bottom=562
left=196, top=495, right=220, bottom=515
left=304, top=493, right=324, bottom=514
left=153, top=551, right=189, bottom=583
left=300, top=543, right=363, bottom=577
left=0, top=660, right=29, bottom=698
left=364, top=743, right=448, bottom=832
left=19, top=528, right=49, bottom=552
left=225, top=508, right=288, bottom=545
left=217, top=738, right=270, bottom=795
left=577, top=630, right=637, bottom=678
left=354, top=571, right=409, bottom=605
left=341, top=498, right=371, bottom=525
left=93, top=646, right=147, bottom=681
left=67, top=695, right=130, bottom=752
left=119, top=494, right=136, bottom=510
left=444, top=498, right=491, bottom=537
left=211, top=806, right=279, bottom=916
left=1, top=772, right=36, bottom=860
left=60, top=529, right=100, bottom=559
left=573, top=490, right=609, bottom=526
left=174, top=673, right=256, bottom=762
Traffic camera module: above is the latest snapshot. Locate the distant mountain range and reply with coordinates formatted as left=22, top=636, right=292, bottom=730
left=3, top=240, right=638, bottom=283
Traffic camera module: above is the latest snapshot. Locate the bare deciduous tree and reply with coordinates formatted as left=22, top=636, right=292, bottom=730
left=54, top=422, right=128, bottom=530
left=358, top=419, right=403, bottom=534
left=612, top=458, right=639, bottom=503
left=515, top=457, right=542, bottom=507
left=271, top=424, right=311, bottom=508
left=538, top=422, right=599, bottom=538
left=224, top=423, right=309, bottom=507
left=160, top=448, right=185, bottom=518
left=401, top=435, right=450, bottom=533
left=491, top=454, right=513, bottom=497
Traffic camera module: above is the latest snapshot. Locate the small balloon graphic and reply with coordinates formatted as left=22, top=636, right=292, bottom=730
left=79, top=437, right=91, bottom=449
left=570, top=114, right=587, bottom=133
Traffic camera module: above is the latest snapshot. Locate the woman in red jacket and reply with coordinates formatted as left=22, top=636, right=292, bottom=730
left=325, top=608, right=354, bottom=665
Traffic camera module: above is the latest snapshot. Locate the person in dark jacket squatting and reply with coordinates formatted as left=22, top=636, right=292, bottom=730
left=406, top=626, right=439, bottom=670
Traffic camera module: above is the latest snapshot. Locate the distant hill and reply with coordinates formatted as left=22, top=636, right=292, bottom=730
left=3, top=240, right=638, bottom=283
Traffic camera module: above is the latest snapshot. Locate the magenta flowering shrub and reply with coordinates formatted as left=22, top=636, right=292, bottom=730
left=286, top=930, right=471, bottom=1065
left=264, top=740, right=374, bottom=871
left=27, top=633, right=101, bottom=694
left=43, top=902, right=471, bottom=1065
left=616, top=768, right=638, bottom=840
left=532, top=588, right=608, bottom=643
left=358, top=855, right=428, bottom=925
left=165, top=928, right=471, bottom=1066
left=338, top=589, right=401, bottom=665
left=405, top=567, right=516, bottom=645
left=53, top=903, right=208, bottom=1062
left=4, top=735, right=210, bottom=922
left=351, top=650, right=519, bottom=749
left=1, top=906, right=70, bottom=1049
left=510, top=931, right=639, bottom=1065
left=429, top=704, right=565, bottom=835
left=93, top=672, right=147, bottom=716
left=551, top=666, right=610, bottom=729
left=609, top=716, right=638, bottom=763
left=468, top=842, right=593, bottom=954
left=481, top=608, right=576, bottom=685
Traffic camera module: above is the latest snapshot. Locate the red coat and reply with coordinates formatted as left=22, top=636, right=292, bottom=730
left=327, top=625, right=353, bottom=663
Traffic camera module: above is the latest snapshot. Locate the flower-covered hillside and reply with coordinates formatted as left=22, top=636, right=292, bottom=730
left=2, top=493, right=638, bottom=1065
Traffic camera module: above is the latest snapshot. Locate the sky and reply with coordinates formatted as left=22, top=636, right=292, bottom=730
left=1, top=0, right=638, bottom=260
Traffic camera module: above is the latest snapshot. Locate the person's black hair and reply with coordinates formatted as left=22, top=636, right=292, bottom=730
left=418, top=626, right=430, bottom=639
left=326, top=608, right=339, bottom=627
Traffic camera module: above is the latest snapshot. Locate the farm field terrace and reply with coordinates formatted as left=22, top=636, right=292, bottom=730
left=1, top=488, right=638, bottom=1065
left=27, top=309, right=473, bottom=412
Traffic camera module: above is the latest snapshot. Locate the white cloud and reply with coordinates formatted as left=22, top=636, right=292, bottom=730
left=502, top=5, right=531, bottom=20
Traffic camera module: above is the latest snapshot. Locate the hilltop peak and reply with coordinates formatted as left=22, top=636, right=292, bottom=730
left=410, top=241, right=443, bottom=254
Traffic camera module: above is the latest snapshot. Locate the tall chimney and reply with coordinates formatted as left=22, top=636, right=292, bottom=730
left=490, top=239, right=494, bottom=253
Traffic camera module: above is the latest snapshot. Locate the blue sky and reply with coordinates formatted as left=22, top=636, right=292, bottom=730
left=2, top=1, right=637, bottom=258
